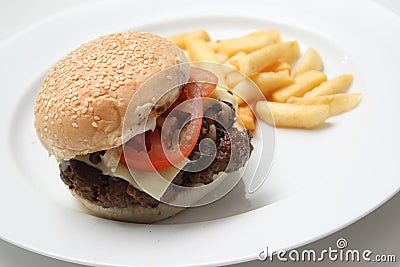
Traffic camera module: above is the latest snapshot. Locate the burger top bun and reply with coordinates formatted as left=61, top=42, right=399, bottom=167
left=34, top=31, right=189, bottom=160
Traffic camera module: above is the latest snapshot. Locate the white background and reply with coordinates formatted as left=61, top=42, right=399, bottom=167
left=0, top=1, right=399, bottom=266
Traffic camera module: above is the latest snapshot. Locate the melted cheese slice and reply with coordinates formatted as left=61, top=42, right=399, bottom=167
left=75, top=155, right=188, bottom=199
left=129, top=159, right=189, bottom=200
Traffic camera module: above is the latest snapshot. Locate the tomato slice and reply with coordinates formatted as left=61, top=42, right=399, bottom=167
left=122, top=67, right=218, bottom=172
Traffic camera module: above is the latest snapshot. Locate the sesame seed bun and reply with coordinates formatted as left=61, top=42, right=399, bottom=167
left=34, top=31, right=189, bottom=160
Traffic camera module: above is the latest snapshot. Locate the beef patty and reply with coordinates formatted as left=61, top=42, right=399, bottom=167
left=60, top=102, right=253, bottom=209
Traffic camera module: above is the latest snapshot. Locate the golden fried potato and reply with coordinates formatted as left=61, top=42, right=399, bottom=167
left=185, top=39, right=228, bottom=85
left=239, top=41, right=300, bottom=75
left=212, top=30, right=281, bottom=56
left=304, top=74, right=353, bottom=97
left=237, top=105, right=256, bottom=131
left=255, top=101, right=329, bottom=129
left=287, top=93, right=361, bottom=116
left=226, top=71, right=246, bottom=88
left=215, top=53, right=229, bottom=63
left=293, top=48, right=324, bottom=77
left=168, top=30, right=210, bottom=49
left=271, top=70, right=327, bottom=102
left=252, top=70, right=294, bottom=97
left=262, top=61, right=291, bottom=74
left=232, top=79, right=263, bottom=105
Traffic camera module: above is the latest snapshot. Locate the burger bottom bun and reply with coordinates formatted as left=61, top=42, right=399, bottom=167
left=70, top=190, right=185, bottom=223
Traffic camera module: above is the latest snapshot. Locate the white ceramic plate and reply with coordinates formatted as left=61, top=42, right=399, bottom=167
left=1, top=0, right=399, bottom=266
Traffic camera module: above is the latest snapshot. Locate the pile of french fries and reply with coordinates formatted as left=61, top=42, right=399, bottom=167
left=168, top=29, right=361, bottom=130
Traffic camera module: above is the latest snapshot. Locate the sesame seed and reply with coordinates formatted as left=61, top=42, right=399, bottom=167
left=94, top=116, right=100, bottom=121
left=89, top=107, right=94, bottom=112
left=92, top=122, right=98, bottom=128
left=72, top=122, right=78, bottom=128
left=72, top=115, right=78, bottom=119
left=82, top=107, right=87, bottom=114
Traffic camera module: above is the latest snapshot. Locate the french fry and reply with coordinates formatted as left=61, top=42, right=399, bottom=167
left=216, top=53, right=229, bottom=63
left=247, top=30, right=281, bottom=42
left=185, top=38, right=218, bottom=62
left=239, top=41, right=300, bottom=75
left=255, top=101, right=329, bottom=129
left=212, top=30, right=281, bottom=56
left=271, top=70, right=327, bottom=102
left=176, top=28, right=360, bottom=130
left=226, top=71, right=246, bottom=88
left=252, top=70, right=294, bottom=97
left=168, top=30, right=210, bottom=49
left=287, top=93, right=361, bottom=116
left=227, top=51, right=247, bottom=68
left=293, top=48, right=324, bottom=77
left=304, top=74, right=353, bottom=97
left=185, top=38, right=227, bottom=85
left=237, top=105, right=256, bottom=131
left=232, top=79, right=263, bottom=105
left=262, top=61, right=291, bottom=74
